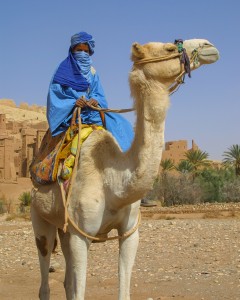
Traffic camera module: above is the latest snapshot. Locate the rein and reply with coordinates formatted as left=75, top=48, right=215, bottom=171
left=85, top=102, right=134, bottom=113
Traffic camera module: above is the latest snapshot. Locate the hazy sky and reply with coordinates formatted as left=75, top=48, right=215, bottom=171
left=1, top=0, right=239, bottom=160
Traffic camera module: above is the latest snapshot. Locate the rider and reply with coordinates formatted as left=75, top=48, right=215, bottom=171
left=47, top=31, right=134, bottom=179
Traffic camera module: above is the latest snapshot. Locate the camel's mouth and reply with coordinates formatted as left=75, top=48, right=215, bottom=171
left=198, top=47, right=220, bottom=64
left=183, top=39, right=220, bottom=66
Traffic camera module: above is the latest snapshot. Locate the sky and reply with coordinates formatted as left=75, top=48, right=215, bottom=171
left=1, top=0, right=239, bottom=161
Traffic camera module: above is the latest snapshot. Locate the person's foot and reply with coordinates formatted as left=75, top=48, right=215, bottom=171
left=140, top=198, right=157, bottom=207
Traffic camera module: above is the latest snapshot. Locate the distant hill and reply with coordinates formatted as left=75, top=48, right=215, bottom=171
left=0, top=99, right=47, bottom=124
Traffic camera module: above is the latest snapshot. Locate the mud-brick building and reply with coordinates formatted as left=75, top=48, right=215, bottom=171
left=20, top=128, right=46, bottom=177
left=0, top=135, right=17, bottom=181
left=0, top=114, right=16, bottom=180
left=161, top=139, right=199, bottom=164
left=35, top=129, right=46, bottom=151
left=21, top=128, right=36, bottom=177
left=0, top=114, right=7, bottom=134
left=0, top=113, right=48, bottom=181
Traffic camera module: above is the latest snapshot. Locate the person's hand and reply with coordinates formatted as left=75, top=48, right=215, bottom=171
left=88, top=98, right=98, bottom=107
left=76, top=97, right=87, bottom=108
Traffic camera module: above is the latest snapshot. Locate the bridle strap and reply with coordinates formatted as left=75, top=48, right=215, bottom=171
left=133, top=52, right=181, bottom=65
left=133, top=45, right=200, bottom=95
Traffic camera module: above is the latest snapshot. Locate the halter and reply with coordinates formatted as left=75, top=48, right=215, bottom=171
left=82, top=42, right=201, bottom=113
left=133, top=42, right=200, bottom=95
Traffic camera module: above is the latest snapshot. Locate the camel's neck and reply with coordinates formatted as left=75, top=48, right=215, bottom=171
left=120, top=71, right=170, bottom=206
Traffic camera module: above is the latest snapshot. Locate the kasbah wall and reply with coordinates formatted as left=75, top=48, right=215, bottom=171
left=0, top=108, right=214, bottom=182
left=0, top=112, right=47, bottom=182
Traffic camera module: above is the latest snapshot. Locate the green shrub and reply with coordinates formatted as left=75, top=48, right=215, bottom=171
left=152, top=174, right=203, bottom=206
left=0, top=193, right=13, bottom=214
left=150, top=166, right=240, bottom=206
left=0, top=193, right=7, bottom=213
left=198, top=167, right=240, bottom=203
left=19, top=191, right=31, bottom=212
left=222, top=177, right=240, bottom=202
left=0, top=201, right=4, bottom=214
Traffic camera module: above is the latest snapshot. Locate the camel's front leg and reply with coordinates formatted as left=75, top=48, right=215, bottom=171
left=65, top=232, right=91, bottom=300
left=31, top=206, right=57, bottom=300
left=118, top=230, right=139, bottom=300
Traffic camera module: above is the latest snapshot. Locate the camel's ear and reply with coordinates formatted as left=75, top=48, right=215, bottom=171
left=131, top=42, right=147, bottom=59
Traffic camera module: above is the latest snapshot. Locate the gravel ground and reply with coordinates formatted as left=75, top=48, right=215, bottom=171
left=0, top=203, right=240, bottom=300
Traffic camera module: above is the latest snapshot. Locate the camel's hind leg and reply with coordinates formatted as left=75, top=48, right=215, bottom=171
left=31, top=206, right=57, bottom=300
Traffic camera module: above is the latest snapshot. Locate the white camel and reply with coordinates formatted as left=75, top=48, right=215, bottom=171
left=31, top=38, right=219, bottom=300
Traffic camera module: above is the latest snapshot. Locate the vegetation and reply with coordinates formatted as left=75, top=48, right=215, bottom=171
left=0, top=193, right=14, bottom=214
left=184, top=149, right=210, bottom=180
left=160, top=158, right=175, bottom=173
left=175, top=160, right=194, bottom=175
left=19, top=191, right=31, bottom=213
left=0, top=191, right=32, bottom=217
left=150, top=146, right=240, bottom=206
left=223, top=144, right=240, bottom=176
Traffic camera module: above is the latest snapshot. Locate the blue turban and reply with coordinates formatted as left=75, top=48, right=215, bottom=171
left=70, top=31, right=95, bottom=56
left=52, top=31, right=95, bottom=91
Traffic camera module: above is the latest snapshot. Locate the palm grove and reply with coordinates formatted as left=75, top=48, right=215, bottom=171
left=149, top=144, right=240, bottom=206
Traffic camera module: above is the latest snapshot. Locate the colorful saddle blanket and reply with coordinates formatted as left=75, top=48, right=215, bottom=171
left=30, top=129, right=66, bottom=184
left=30, top=125, right=104, bottom=185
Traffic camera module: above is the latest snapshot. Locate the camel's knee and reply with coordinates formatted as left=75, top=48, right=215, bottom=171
left=36, top=236, right=48, bottom=257
left=35, top=235, right=57, bottom=257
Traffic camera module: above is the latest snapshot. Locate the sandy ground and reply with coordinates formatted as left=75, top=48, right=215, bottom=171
left=0, top=180, right=240, bottom=300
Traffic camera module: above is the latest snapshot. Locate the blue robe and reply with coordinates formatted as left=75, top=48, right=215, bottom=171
left=47, top=68, right=134, bottom=152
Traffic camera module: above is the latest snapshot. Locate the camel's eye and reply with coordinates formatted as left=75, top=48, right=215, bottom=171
left=164, top=43, right=177, bottom=53
left=200, top=42, right=213, bottom=48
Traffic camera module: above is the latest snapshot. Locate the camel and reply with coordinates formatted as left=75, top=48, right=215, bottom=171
left=31, top=38, right=219, bottom=300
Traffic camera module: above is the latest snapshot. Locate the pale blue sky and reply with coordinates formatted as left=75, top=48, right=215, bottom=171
left=1, top=0, right=239, bottom=160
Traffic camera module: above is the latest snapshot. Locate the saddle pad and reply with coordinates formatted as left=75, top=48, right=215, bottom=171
left=30, top=125, right=103, bottom=185
left=30, top=129, right=66, bottom=184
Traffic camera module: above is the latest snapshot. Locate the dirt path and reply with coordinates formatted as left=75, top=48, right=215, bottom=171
left=0, top=203, right=240, bottom=300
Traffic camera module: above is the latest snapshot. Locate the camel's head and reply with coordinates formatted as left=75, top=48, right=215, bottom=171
left=183, top=39, right=220, bottom=67
left=131, top=39, right=219, bottom=86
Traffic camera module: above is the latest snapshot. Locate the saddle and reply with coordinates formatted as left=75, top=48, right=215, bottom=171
left=30, top=129, right=66, bottom=185
left=30, top=107, right=106, bottom=186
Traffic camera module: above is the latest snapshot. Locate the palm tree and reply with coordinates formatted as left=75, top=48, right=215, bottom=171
left=158, top=158, right=175, bottom=205
left=160, top=158, right=175, bottom=173
left=184, top=149, right=210, bottom=179
left=175, top=160, right=194, bottom=174
left=223, top=144, right=240, bottom=176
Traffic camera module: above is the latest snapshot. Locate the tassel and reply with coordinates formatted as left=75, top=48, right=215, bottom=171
left=174, top=39, right=191, bottom=79
left=63, top=222, right=68, bottom=233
